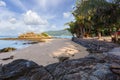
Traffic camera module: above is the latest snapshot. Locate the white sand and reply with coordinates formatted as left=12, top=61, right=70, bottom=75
left=0, top=39, right=89, bottom=66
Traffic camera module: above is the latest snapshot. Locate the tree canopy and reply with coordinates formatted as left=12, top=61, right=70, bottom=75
left=66, top=0, right=120, bottom=38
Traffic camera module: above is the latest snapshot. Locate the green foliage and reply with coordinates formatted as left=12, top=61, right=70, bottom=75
left=45, top=30, right=72, bottom=36
left=41, top=33, right=49, bottom=37
left=67, top=0, right=120, bottom=38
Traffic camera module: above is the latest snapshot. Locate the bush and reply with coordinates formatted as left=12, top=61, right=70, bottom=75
left=41, top=33, right=49, bottom=37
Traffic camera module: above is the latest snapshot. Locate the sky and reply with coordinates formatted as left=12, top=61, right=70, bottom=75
left=0, top=0, right=76, bottom=36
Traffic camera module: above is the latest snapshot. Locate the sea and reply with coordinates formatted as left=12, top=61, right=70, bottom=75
left=0, top=35, right=72, bottom=50
left=0, top=36, right=31, bottom=49
left=53, top=36, right=72, bottom=39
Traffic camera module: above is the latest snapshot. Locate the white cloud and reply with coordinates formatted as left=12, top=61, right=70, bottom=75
left=0, top=0, right=6, bottom=7
left=9, top=18, right=17, bottom=24
left=0, top=0, right=74, bottom=35
left=23, top=10, right=48, bottom=25
left=63, top=12, right=71, bottom=18
left=0, top=8, right=49, bottom=35
left=0, top=19, right=49, bottom=35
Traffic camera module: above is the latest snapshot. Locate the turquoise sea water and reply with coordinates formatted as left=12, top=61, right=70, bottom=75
left=53, top=36, right=72, bottom=39
left=0, top=36, right=72, bottom=49
left=0, top=36, right=31, bottom=49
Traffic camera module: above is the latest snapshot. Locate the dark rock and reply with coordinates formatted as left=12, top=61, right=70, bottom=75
left=110, top=63, right=120, bottom=75
left=30, top=69, right=53, bottom=80
left=110, top=63, right=120, bottom=69
left=0, top=59, right=40, bottom=80
left=0, top=55, right=120, bottom=80
left=111, top=69, right=120, bottom=75
left=0, top=47, right=16, bottom=53
left=72, top=37, right=119, bottom=53
left=23, top=42, right=39, bottom=45
left=1, top=55, right=14, bottom=61
left=46, top=63, right=60, bottom=74
left=57, top=56, right=69, bottom=62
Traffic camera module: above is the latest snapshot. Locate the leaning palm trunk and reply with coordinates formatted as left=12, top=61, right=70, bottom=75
left=114, top=32, right=118, bottom=42
left=98, top=32, right=102, bottom=39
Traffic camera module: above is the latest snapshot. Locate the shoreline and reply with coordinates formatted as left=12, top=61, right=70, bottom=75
left=0, top=37, right=50, bottom=42
left=0, top=37, right=119, bottom=65
left=0, top=38, right=120, bottom=80
left=0, top=39, right=89, bottom=65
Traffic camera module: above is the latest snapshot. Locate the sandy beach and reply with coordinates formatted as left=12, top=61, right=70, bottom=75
left=0, top=39, right=89, bottom=66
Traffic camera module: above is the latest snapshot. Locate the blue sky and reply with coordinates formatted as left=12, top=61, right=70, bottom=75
left=0, top=0, right=76, bottom=35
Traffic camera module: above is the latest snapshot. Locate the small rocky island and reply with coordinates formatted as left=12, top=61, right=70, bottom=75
left=18, top=32, right=52, bottom=39
left=0, top=32, right=52, bottom=42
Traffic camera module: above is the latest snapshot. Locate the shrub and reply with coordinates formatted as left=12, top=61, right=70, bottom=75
left=41, top=33, right=49, bottom=37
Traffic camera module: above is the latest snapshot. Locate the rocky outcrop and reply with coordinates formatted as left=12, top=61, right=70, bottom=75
left=0, top=53, right=120, bottom=80
left=0, top=59, right=53, bottom=80
left=72, top=37, right=119, bottom=53
left=18, top=32, right=51, bottom=39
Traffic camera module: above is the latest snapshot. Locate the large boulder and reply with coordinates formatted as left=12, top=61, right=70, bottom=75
left=0, top=54, right=120, bottom=80
left=46, top=55, right=120, bottom=80
left=0, top=59, right=53, bottom=80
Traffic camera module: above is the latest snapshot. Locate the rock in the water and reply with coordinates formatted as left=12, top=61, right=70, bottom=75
left=0, top=47, right=16, bottom=53
left=23, top=41, right=39, bottom=45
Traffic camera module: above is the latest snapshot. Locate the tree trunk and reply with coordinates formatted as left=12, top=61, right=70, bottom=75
left=98, top=32, right=102, bottom=39
left=115, top=32, right=118, bottom=42
left=80, top=27, right=84, bottom=38
left=72, top=34, right=74, bottom=37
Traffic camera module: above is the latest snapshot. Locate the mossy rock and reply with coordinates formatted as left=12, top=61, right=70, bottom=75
left=0, top=47, right=16, bottom=53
